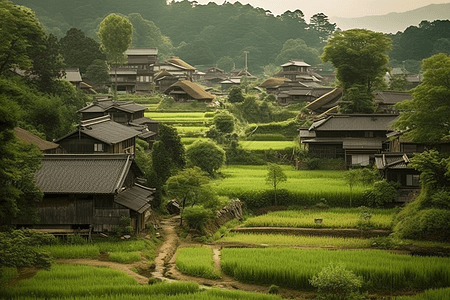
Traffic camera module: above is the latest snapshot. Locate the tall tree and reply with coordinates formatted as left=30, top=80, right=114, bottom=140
left=97, top=13, right=133, bottom=94
left=0, top=96, right=43, bottom=226
left=159, top=124, right=186, bottom=170
left=392, top=53, right=450, bottom=143
left=186, top=140, right=226, bottom=176
left=265, top=163, right=287, bottom=206
left=0, top=1, right=46, bottom=75
left=60, top=28, right=105, bottom=74
left=309, top=13, right=337, bottom=44
left=321, top=29, right=392, bottom=92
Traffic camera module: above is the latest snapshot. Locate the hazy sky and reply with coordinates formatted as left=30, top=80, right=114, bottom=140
left=188, top=0, right=450, bottom=21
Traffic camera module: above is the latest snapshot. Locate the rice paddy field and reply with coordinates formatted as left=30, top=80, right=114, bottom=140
left=220, top=248, right=450, bottom=292
left=240, top=141, right=296, bottom=150
left=242, top=208, right=395, bottom=229
left=211, top=165, right=365, bottom=195
left=144, top=112, right=213, bottom=123
left=219, top=233, right=374, bottom=248
left=176, top=246, right=221, bottom=279
left=1, top=264, right=280, bottom=300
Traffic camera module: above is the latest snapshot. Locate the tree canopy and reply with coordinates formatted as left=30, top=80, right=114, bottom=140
left=321, top=29, right=392, bottom=92
left=186, top=140, right=226, bottom=176
left=98, top=13, right=133, bottom=67
left=393, top=53, right=450, bottom=143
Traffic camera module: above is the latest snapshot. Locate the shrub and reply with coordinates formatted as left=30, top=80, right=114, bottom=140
left=186, top=140, right=226, bottom=176
left=66, top=234, right=88, bottom=245
left=309, top=263, right=368, bottom=300
left=268, top=284, right=279, bottom=294
left=363, top=180, right=399, bottom=207
left=213, top=112, right=235, bottom=133
left=227, top=86, right=244, bottom=103
left=305, top=157, right=323, bottom=170
left=182, top=206, right=214, bottom=231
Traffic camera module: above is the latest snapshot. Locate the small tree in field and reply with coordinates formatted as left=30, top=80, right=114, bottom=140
left=265, top=163, right=287, bottom=206
left=186, top=140, right=225, bottom=176
left=309, top=263, right=368, bottom=300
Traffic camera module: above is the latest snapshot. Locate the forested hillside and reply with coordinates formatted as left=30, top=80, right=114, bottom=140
left=10, top=0, right=450, bottom=75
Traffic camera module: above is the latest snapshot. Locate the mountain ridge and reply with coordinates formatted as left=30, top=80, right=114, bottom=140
left=330, top=3, right=450, bottom=33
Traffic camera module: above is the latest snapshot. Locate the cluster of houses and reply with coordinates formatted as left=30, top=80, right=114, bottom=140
left=13, top=98, right=159, bottom=237
left=12, top=49, right=435, bottom=234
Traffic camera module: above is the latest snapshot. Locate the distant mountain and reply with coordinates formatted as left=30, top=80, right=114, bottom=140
left=329, top=3, right=450, bottom=33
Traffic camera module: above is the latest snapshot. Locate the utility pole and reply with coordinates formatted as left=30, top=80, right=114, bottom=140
left=244, top=51, right=249, bottom=71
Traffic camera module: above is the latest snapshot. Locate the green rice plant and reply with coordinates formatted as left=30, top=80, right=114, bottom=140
left=243, top=208, right=394, bottom=229
left=182, top=137, right=209, bottom=145
left=97, top=240, right=146, bottom=253
left=394, top=288, right=450, bottom=299
left=0, top=264, right=200, bottom=299
left=176, top=246, right=221, bottom=279
left=108, top=251, right=141, bottom=263
left=39, top=244, right=100, bottom=259
left=240, top=141, right=295, bottom=150
left=0, top=267, right=18, bottom=286
left=220, top=248, right=450, bottom=292
left=219, top=233, right=373, bottom=248
left=145, top=112, right=213, bottom=121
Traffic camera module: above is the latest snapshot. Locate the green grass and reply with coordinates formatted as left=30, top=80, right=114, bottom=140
left=108, top=251, right=141, bottom=264
left=212, top=165, right=365, bottom=195
left=218, top=233, right=373, bottom=248
left=175, top=126, right=208, bottom=134
left=242, top=208, right=395, bottom=230
left=240, top=141, right=295, bottom=150
left=1, top=264, right=279, bottom=300
left=0, top=267, right=18, bottom=286
left=39, top=239, right=149, bottom=261
left=176, top=246, right=221, bottom=279
left=221, top=248, right=450, bottom=292
left=144, top=112, right=212, bottom=121
left=394, top=288, right=450, bottom=299
left=182, top=137, right=209, bottom=145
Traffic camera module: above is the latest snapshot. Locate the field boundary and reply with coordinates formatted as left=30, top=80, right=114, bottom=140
left=231, top=227, right=391, bottom=238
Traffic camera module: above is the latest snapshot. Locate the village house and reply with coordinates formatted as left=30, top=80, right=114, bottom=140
left=18, top=153, right=154, bottom=234
left=78, top=98, right=159, bottom=146
left=274, top=60, right=323, bottom=83
left=109, top=48, right=158, bottom=94
left=164, top=80, right=215, bottom=102
left=153, top=56, right=196, bottom=84
left=300, top=114, right=399, bottom=168
left=374, top=153, right=421, bottom=202
left=55, top=116, right=140, bottom=154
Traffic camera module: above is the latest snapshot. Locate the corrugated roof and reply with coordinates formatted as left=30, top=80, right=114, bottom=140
left=167, top=57, right=195, bottom=70
left=55, top=117, right=140, bottom=145
left=14, top=127, right=59, bottom=151
left=115, top=184, right=154, bottom=213
left=165, top=80, right=214, bottom=100
left=125, top=48, right=158, bottom=56
left=309, top=114, right=398, bottom=131
left=35, top=154, right=134, bottom=194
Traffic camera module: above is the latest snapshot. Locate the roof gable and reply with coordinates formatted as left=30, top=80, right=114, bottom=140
left=35, top=154, right=136, bottom=194
left=165, top=80, right=214, bottom=100
left=14, top=127, right=59, bottom=151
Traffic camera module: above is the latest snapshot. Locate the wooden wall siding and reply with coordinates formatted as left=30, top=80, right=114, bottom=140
left=38, top=199, right=93, bottom=225
left=93, top=208, right=130, bottom=232
left=59, top=134, right=110, bottom=154
left=82, top=112, right=105, bottom=121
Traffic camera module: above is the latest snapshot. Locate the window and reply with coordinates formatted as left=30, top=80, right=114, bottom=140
left=94, top=143, right=104, bottom=152
left=352, top=154, right=369, bottom=166
left=365, top=131, right=374, bottom=138
left=406, top=174, right=420, bottom=186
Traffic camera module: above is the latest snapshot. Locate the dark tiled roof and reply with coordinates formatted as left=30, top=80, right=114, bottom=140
left=14, top=127, right=59, bottom=151
left=55, top=116, right=140, bottom=145
left=78, top=100, right=147, bottom=114
left=130, top=117, right=159, bottom=125
left=35, top=154, right=135, bottom=194
left=64, top=68, right=82, bottom=82
left=375, top=153, right=411, bottom=170
left=373, top=91, right=411, bottom=105
left=309, top=114, right=399, bottom=131
left=115, top=184, right=154, bottom=213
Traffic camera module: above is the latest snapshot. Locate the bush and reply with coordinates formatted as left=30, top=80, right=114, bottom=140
left=305, top=157, right=323, bottom=170
left=213, top=112, right=235, bottom=133
left=182, top=206, right=214, bottom=231
left=362, top=180, right=399, bottom=207
left=309, top=263, right=368, bottom=300
left=186, top=140, right=226, bottom=176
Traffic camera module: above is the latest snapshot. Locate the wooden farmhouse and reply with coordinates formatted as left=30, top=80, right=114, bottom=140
left=374, top=153, right=421, bottom=202
left=109, top=48, right=158, bottom=94
left=300, top=114, right=399, bottom=168
left=153, top=69, right=179, bottom=92
left=153, top=56, right=196, bottom=83
left=275, top=60, right=323, bottom=83
left=78, top=98, right=159, bottom=146
left=55, top=116, right=140, bottom=154
left=164, top=80, right=214, bottom=102
left=20, top=154, right=154, bottom=234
